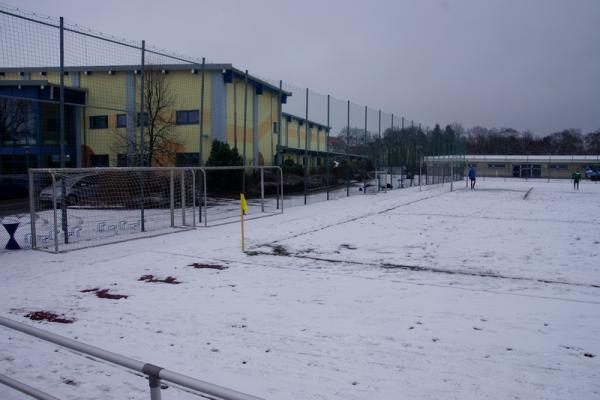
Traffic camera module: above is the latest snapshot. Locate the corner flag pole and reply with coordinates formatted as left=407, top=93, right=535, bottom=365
left=240, top=193, right=248, bottom=251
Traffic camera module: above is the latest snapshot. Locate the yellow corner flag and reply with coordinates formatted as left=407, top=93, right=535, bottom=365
left=240, top=193, right=249, bottom=215
left=240, top=193, right=248, bottom=252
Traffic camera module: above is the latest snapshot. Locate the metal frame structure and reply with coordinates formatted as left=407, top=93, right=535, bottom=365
left=28, top=166, right=283, bottom=253
left=0, top=316, right=263, bottom=400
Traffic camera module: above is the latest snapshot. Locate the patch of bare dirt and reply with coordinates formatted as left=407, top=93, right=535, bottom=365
left=25, top=311, right=74, bottom=324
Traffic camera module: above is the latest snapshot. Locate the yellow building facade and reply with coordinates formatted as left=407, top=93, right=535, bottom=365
left=0, top=64, right=329, bottom=170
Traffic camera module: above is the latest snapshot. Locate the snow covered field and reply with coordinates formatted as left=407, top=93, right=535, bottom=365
left=1, top=179, right=599, bottom=399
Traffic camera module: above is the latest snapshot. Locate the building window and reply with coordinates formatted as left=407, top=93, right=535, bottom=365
left=176, top=153, right=200, bottom=166
left=89, top=115, right=108, bottom=129
left=487, top=164, right=506, bottom=168
left=176, top=110, right=199, bottom=125
left=549, top=164, right=568, bottom=170
left=273, top=122, right=278, bottom=134
left=116, top=114, right=127, bottom=128
left=90, top=154, right=109, bottom=167
left=46, top=118, right=58, bottom=133
left=117, top=154, right=128, bottom=167
left=136, top=112, right=149, bottom=127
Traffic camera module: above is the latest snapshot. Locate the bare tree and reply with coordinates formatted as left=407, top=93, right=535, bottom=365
left=113, top=69, right=181, bottom=166
left=0, top=98, right=32, bottom=144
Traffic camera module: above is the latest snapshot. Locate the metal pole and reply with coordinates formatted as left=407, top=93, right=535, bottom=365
left=0, top=316, right=264, bottom=400
left=276, top=80, right=282, bottom=209
left=197, top=170, right=202, bottom=223
left=203, top=169, right=208, bottom=226
left=233, top=81, right=237, bottom=150
left=59, top=17, right=68, bottom=245
left=140, top=40, right=146, bottom=232
left=140, top=40, right=146, bottom=167
left=304, top=88, right=309, bottom=205
left=242, top=70, right=248, bottom=193
left=419, top=156, right=423, bottom=191
left=199, top=57, right=206, bottom=166
left=51, top=174, right=59, bottom=253
left=378, top=109, right=381, bottom=190
left=390, top=114, right=394, bottom=188
left=450, top=158, right=454, bottom=192
left=0, top=374, right=60, bottom=400
left=277, top=80, right=283, bottom=167
left=279, top=167, right=284, bottom=214
left=346, top=100, right=350, bottom=197
left=364, top=105, right=367, bottom=148
left=181, top=170, right=186, bottom=226
left=149, top=376, right=162, bottom=400
left=326, top=94, right=330, bottom=200
left=0, top=317, right=262, bottom=400
left=260, top=167, right=265, bottom=212
left=59, top=17, right=65, bottom=169
left=29, top=170, right=36, bottom=248
left=170, top=170, right=174, bottom=227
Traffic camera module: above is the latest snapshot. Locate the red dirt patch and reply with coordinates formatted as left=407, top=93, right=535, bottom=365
left=188, top=263, right=228, bottom=270
left=80, top=288, right=128, bottom=299
left=25, top=311, right=74, bottom=324
left=138, top=274, right=180, bottom=284
left=80, top=288, right=100, bottom=293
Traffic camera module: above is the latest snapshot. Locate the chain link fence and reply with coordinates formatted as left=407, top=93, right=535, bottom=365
left=1, top=4, right=465, bottom=252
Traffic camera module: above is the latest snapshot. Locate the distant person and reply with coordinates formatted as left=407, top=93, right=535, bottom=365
left=468, top=166, right=477, bottom=190
left=572, top=170, right=582, bottom=190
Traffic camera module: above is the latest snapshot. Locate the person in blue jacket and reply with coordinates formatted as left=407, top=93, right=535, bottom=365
left=468, top=166, right=477, bottom=190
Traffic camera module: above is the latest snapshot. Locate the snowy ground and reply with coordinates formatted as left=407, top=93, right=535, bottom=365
left=0, top=178, right=599, bottom=399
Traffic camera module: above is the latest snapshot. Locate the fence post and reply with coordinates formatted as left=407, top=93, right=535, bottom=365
left=279, top=167, right=284, bottom=214
left=170, top=170, right=174, bottom=228
left=202, top=169, right=208, bottom=227
left=181, top=170, right=186, bottom=226
left=346, top=100, right=350, bottom=197
left=260, top=167, right=265, bottom=213
left=59, top=17, right=65, bottom=169
left=197, top=170, right=202, bottom=224
left=326, top=94, right=330, bottom=200
left=51, top=173, right=59, bottom=253
left=59, top=17, right=69, bottom=245
left=377, top=110, right=381, bottom=191
left=450, top=158, right=454, bottom=192
left=199, top=57, right=205, bottom=167
left=192, top=171, right=196, bottom=228
left=419, top=157, right=422, bottom=191
left=276, top=80, right=283, bottom=210
left=148, top=376, right=162, bottom=400
left=390, top=114, right=394, bottom=189
left=242, top=70, right=248, bottom=193
left=29, top=170, right=36, bottom=249
left=304, top=88, right=309, bottom=205
left=139, top=40, right=146, bottom=232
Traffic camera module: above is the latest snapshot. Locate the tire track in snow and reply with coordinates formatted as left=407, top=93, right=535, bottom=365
left=152, top=250, right=600, bottom=305
left=245, top=250, right=600, bottom=290
left=266, top=191, right=445, bottom=246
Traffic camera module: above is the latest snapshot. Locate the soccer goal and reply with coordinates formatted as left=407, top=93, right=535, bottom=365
left=28, top=166, right=283, bottom=252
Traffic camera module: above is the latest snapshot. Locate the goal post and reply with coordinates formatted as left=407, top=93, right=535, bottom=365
left=28, top=166, right=283, bottom=252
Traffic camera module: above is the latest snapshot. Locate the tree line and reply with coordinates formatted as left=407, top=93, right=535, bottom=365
left=446, top=124, right=600, bottom=155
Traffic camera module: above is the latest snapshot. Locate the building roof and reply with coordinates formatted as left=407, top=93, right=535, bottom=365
left=0, top=64, right=292, bottom=97
left=282, top=112, right=329, bottom=131
left=425, top=155, right=600, bottom=163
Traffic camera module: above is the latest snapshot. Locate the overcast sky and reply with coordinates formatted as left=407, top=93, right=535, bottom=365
left=17, top=0, right=600, bottom=135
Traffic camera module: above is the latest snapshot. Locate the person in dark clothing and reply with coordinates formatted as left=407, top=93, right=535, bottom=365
left=572, top=170, right=582, bottom=190
left=468, top=166, right=477, bottom=190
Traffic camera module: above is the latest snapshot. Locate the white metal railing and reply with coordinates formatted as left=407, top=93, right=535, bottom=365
left=0, top=373, right=60, bottom=400
left=0, top=316, right=264, bottom=400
